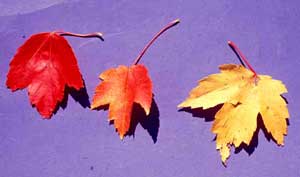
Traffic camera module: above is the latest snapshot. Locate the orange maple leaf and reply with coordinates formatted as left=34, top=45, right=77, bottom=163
left=91, top=65, right=152, bottom=138
left=178, top=41, right=289, bottom=164
left=91, top=19, right=180, bottom=139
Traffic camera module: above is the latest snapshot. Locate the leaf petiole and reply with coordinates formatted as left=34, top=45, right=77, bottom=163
left=133, top=19, right=180, bottom=65
left=56, top=31, right=104, bottom=41
left=228, top=41, right=258, bottom=78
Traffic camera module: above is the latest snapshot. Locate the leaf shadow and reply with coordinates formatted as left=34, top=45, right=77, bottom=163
left=126, top=98, right=160, bottom=143
left=234, top=116, right=261, bottom=155
left=95, top=98, right=160, bottom=143
left=68, top=86, right=91, bottom=108
left=178, top=104, right=222, bottom=122
left=52, top=81, right=90, bottom=116
left=281, top=95, right=289, bottom=104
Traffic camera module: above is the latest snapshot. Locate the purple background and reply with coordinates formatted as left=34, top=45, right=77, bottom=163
left=1, top=0, right=300, bottom=176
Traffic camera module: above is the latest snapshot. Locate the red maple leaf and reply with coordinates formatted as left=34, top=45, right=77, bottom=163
left=6, top=31, right=103, bottom=118
left=91, top=19, right=180, bottom=139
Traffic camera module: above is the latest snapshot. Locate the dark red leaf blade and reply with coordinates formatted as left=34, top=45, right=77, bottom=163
left=6, top=32, right=84, bottom=118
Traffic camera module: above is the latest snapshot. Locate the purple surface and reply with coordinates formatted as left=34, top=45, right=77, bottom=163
left=0, top=1, right=300, bottom=176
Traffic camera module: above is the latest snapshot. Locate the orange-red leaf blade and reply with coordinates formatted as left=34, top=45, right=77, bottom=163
left=91, top=64, right=152, bottom=138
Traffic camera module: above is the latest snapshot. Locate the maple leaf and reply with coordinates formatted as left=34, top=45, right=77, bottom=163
left=91, top=65, right=153, bottom=138
left=178, top=41, right=289, bottom=164
left=6, top=31, right=103, bottom=118
left=91, top=19, right=180, bottom=139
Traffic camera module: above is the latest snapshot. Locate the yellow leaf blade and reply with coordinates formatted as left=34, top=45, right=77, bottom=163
left=179, top=64, right=289, bottom=164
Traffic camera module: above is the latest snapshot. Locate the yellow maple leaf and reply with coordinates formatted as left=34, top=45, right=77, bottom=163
left=178, top=41, right=289, bottom=164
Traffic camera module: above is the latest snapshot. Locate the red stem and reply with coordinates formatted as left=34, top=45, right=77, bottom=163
left=56, top=31, right=104, bottom=41
left=228, top=41, right=257, bottom=77
left=133, top=19, right=180, bottom=65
